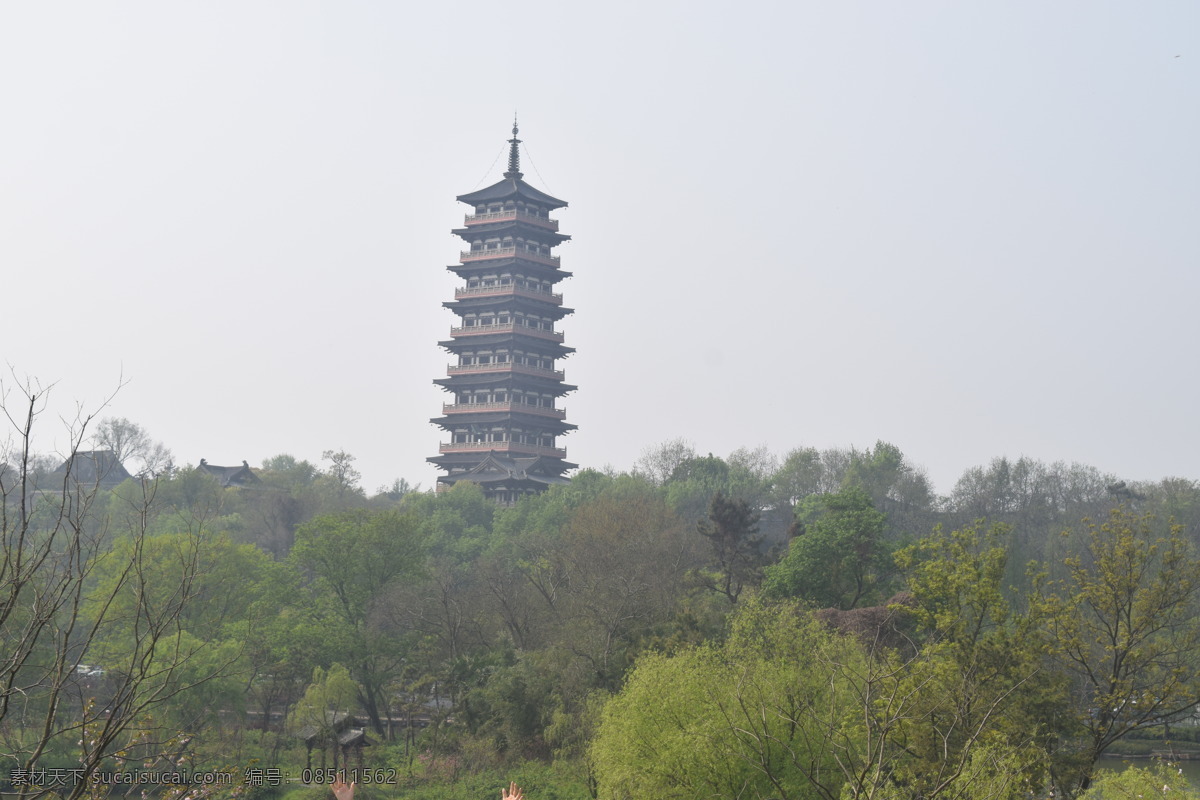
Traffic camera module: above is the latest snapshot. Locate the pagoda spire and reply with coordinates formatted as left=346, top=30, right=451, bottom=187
left=503, top=116, right=523, bottom=180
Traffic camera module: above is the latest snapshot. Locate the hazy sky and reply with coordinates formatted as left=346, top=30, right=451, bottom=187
left=2, top=2, right=1196, bottom=496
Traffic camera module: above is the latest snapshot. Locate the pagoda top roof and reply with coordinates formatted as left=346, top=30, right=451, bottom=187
left=457, top=176, right=567, bottom=211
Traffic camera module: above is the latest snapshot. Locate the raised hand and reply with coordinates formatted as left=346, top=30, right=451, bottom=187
left=332, top=777, right=356, bottom=800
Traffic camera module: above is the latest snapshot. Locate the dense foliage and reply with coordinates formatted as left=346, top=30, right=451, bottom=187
left=5, top=394, right=1200, bottom=800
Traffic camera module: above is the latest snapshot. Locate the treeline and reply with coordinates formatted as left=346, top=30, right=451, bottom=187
left=4, top=394, right=1200, bottom=800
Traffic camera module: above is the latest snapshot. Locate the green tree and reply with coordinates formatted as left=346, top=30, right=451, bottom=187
left=770, top=446, right=830, bottom=510
left=84, top=528, right=278, bottom=738
left=1079, top=763, right=1200, bottom=800
left=592, top=600, right=860, bottom=800
left=763, top=487, right=889, bottom=609
left=775, top=521, right=1060, bottom=800
left=289, top=663, right=360, bottom=738
left=842, top=440, right=931, bottom=509
left=1034, top=508, right=1200, bottom=794
left=696, top=491, right=764, bottom=605
left=291, top=509, right=425, bottom=735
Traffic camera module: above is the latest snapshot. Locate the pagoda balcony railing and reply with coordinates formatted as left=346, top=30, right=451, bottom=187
left=464, top=209, right=559, bottom=231
left=447, top=362, right=565, bottom=379
left=442, top=402, right=566, bottom=419
left=439, top=441, right=567, bottom=459
left=450, top=323, right=565, bottom=342
left=454, top=284, right=563, bottom=305
left=461, top=247, right=560, bottom=268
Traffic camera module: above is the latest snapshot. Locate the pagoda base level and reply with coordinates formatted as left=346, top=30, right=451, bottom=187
left=432, top=451, right=572, bottom=504
left=429, top=451, right=575, bottom=475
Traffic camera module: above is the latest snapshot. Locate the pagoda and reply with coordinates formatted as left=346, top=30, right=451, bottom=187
left=428, top=121, right=576, bottom=503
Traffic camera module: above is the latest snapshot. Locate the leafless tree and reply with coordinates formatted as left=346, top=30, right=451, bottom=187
left=633, top=437, right=696, bottom=485
left=1, top=380, right=240, bottom=800
left=92, top=416, right=173, bottom=478
left=321, top=449, right=362, bottom=501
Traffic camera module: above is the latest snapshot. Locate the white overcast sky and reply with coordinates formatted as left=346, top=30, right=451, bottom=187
left=2, top=2, right=1197, bottom=496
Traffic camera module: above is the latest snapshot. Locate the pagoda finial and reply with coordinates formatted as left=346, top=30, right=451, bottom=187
left=504, top=114, right=523, bottom=180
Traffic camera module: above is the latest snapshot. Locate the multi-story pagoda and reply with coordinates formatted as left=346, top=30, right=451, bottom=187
left=429, top=122, right=576, bottom=503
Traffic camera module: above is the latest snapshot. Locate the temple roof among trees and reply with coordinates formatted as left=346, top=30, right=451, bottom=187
left=198, top=459, right=261, bottom=488
left=53, top=450, right=132, bottom=487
